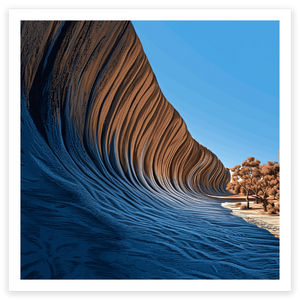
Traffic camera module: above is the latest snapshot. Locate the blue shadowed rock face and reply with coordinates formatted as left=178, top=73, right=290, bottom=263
left=21, top=21, right=279, bottom=279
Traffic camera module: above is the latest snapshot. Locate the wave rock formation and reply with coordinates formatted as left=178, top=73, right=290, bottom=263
left=21, top=21, right=279, bottom=281
left=21, top=20, right=230, bottom=197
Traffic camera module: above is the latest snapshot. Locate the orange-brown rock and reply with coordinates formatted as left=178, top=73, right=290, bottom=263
left=21, top=21, right=230, bottom=197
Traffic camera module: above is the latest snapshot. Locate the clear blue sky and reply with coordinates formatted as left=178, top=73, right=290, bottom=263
left=132, top=21, right=279, bottom=169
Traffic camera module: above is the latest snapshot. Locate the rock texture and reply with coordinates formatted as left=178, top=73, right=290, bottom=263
left=21, top=20, right=230, bottom=196
left=20, top=21, right=280, bottom=281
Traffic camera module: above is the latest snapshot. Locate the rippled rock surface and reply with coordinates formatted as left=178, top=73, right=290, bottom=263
left=21, top=21, right=279, bottom=279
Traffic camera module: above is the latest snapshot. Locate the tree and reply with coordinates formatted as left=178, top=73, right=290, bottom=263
left=226, top=157, right=261, bottom=209
left=254, top=161, right=280, bottom=211
left=227, top=158, right=280, bottom=212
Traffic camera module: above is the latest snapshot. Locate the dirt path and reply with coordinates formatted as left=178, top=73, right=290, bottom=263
left=221, top=202, right=280, bottom=238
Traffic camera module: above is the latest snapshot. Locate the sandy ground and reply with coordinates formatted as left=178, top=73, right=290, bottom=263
left=221, top=202, right=280, bottom=238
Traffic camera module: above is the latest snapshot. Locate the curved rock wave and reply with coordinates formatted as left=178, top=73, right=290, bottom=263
left=21, top=20, right=230, bottom=197
left=20, top=21, right=279, bottom=280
